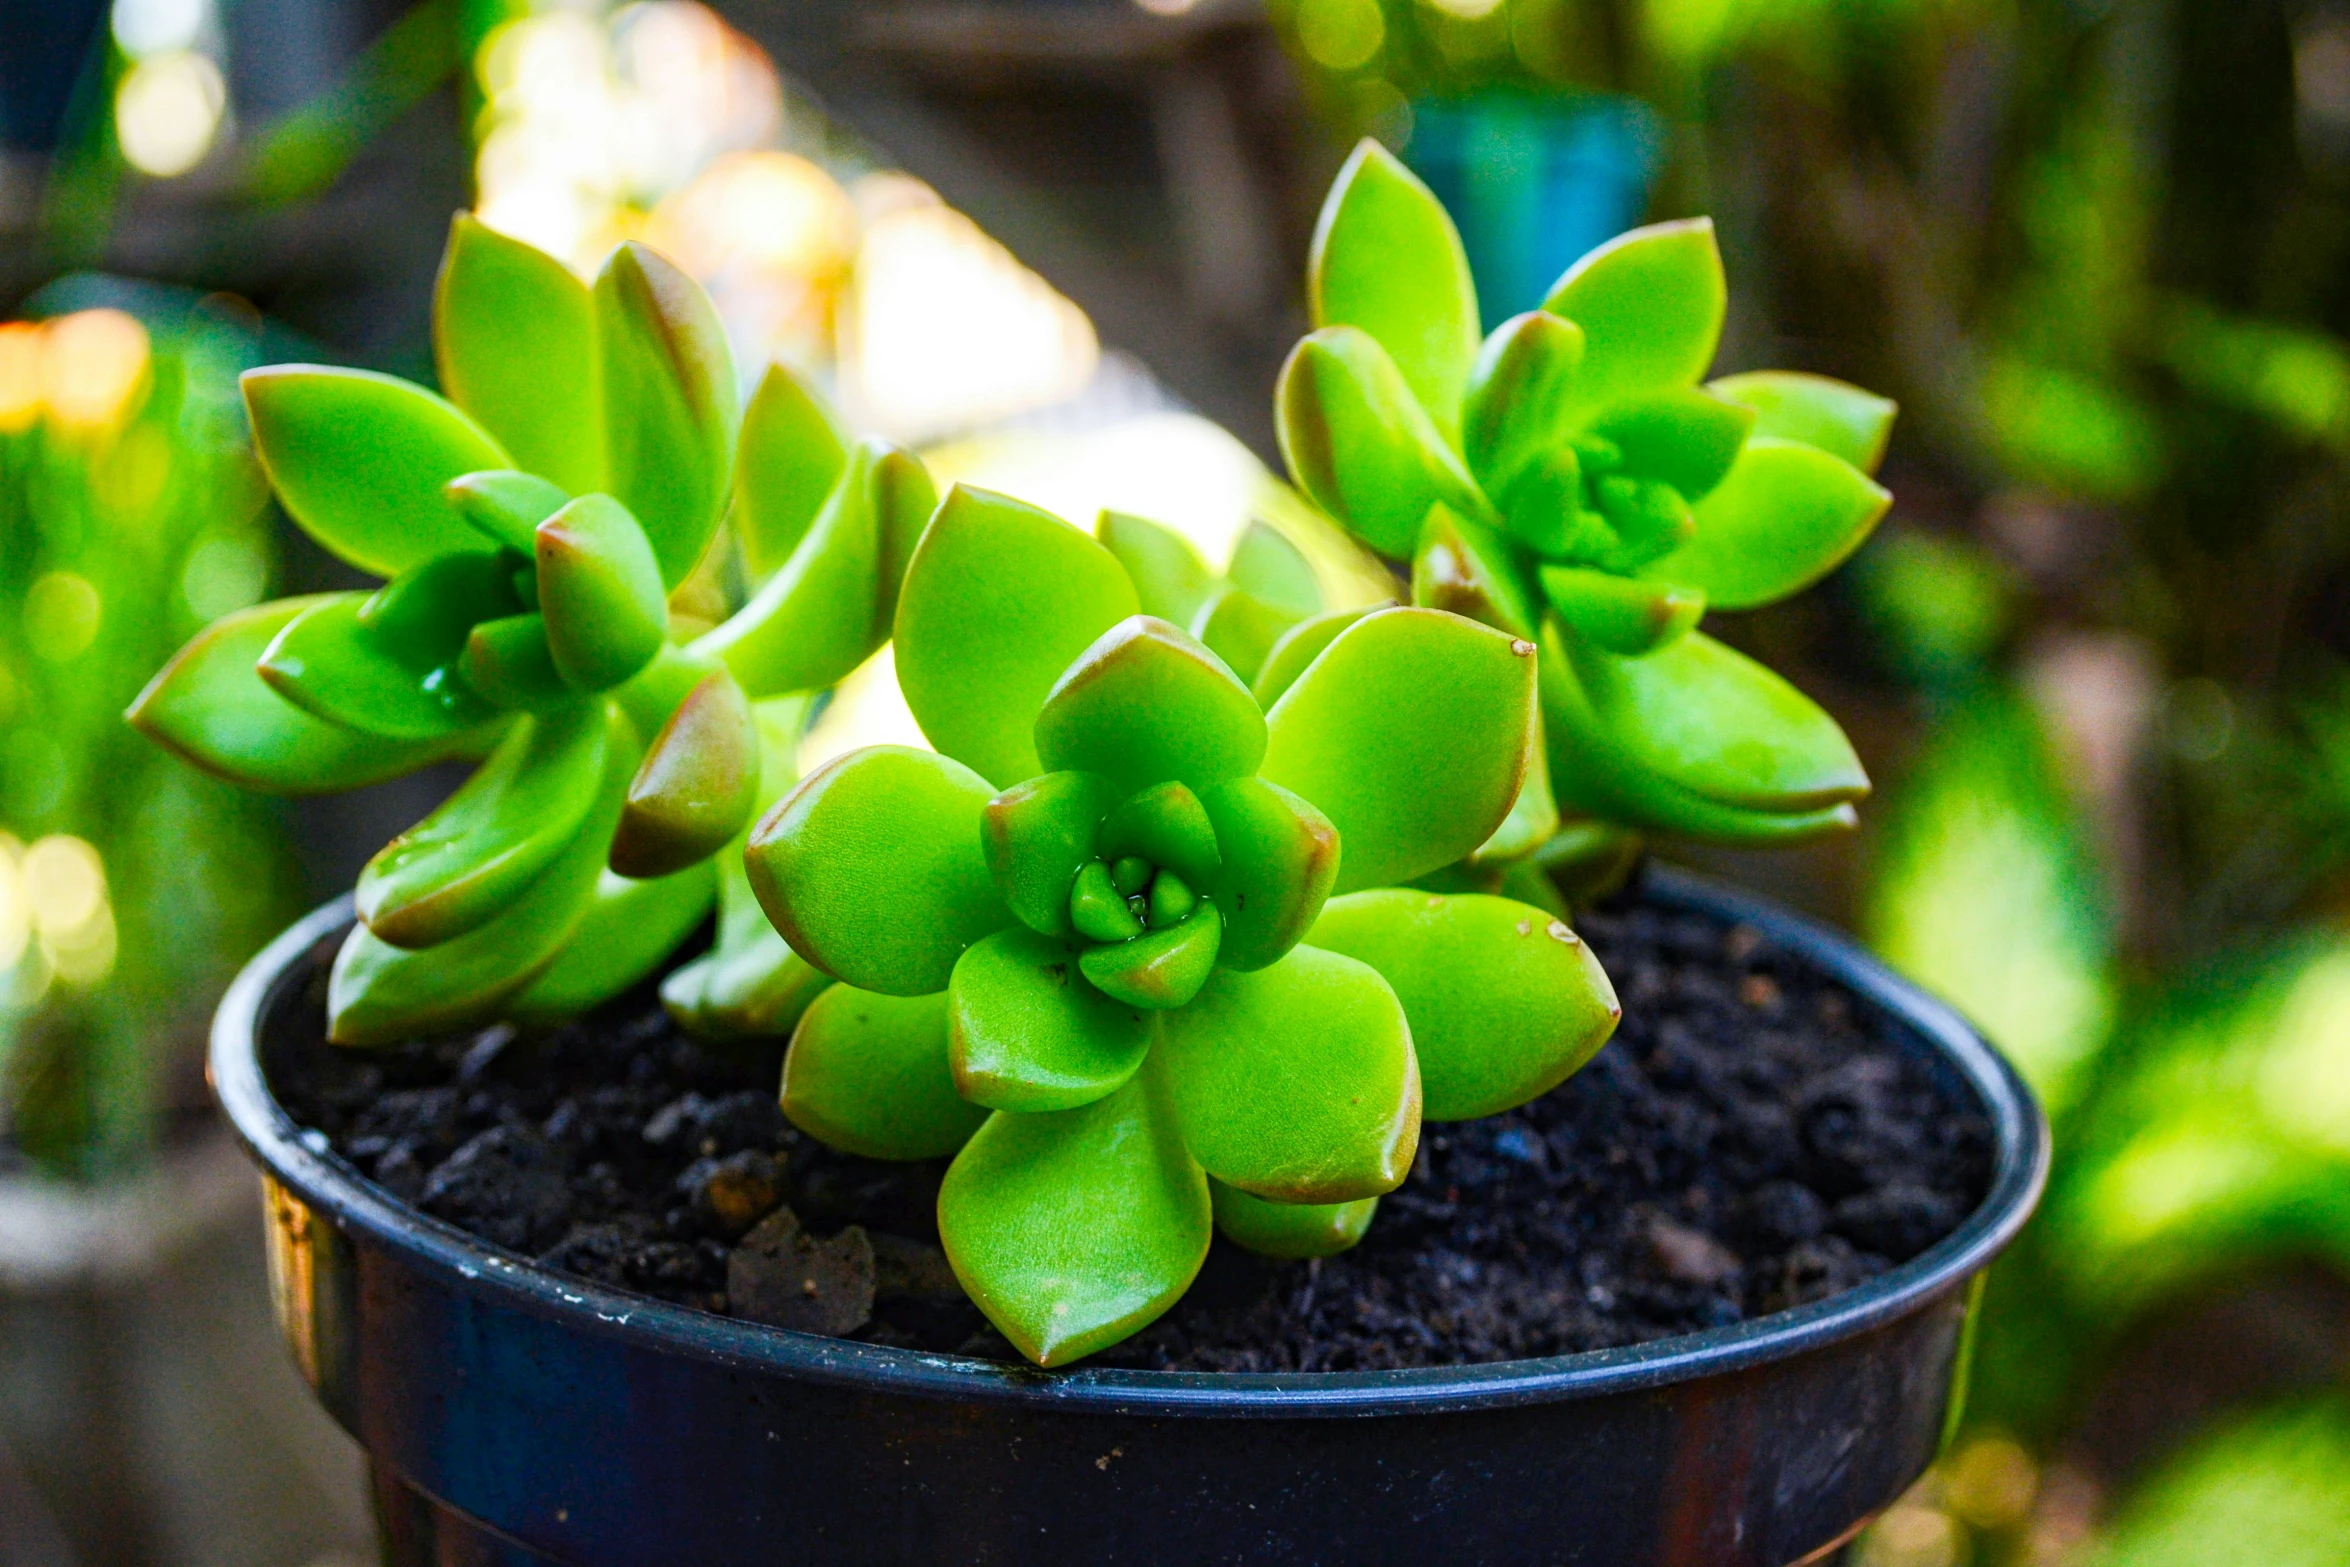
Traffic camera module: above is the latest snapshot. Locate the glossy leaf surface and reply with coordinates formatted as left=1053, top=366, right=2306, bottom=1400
left=536, top=493, right=669, bottom=691
left=1541, top=218, right=1726, bottom=410
left=1642, top=438, right=1891, bottom=610
left=433, top=215, right=602, bottom=493
left=1252, top=605, right=1381, bottom=708
left=981, top=770, right=1119, bottom=937
left=1710, top=370, right=1896, bottom=474
left=1196, top=778, right=1337, bottom=971
left=259, top=592, right=494, bottom=741
left=127, top=598, right=477, bottom=793
left=1078, top=902, right=1222, bottom=1010
left=358, top=551, right=522, bottom=668
left=1310, top=891, right=1620, bottom=1121
left=1158, top=946, right=1419, bottom=1203
left=746, top=745, right=1009, bottom=995
left=243, top=367, right=510, bottom=578
left=782, top=987, right=984, bottom=1159
left=1096, top=781, right=1222, bottom=890
left=1275, top=326, right=1490, bottom=559
left=357, top=703, right=608, bottom=948
left=938, top=1068, right=1210, bottom=1366
left=1541, top=565, right=1705, bottom=655
left=1308, top=139, right=1480, bottom=442
left=1189, top=585, right=1298, bottom=688
left=1034, top=616, right=1266, bottom=796
left=510, top=863, right=717, bottom=1026
left=1587, top=389, right=1756, bottom=503
left=460, top=613, right=573, bottom=712
left=734, top=362, right=850, bottom=582
left=1260, top=608, right=1535, bottom=892
left=611, top=667, right=760, bottom=877
left=1096, top=511, right=1215, bottom=626
left=595, top=241, right=736, bottom=586
left=1225, top=520, right=1321, bottom=616
left=894, top=486, right=1138, bottom=787
left=1210, top=1179, right=1377, bottom=1260
left=1412, top=503, right=1539, bottom=640
left=445, top=469, right=568, bottom=555
left=949, top=927, right=1151, bottom=1111
left=1462, top=308, right=1587, bottom=493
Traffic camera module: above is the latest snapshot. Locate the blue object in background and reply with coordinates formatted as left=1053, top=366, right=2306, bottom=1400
left=1406, top=92, right=1667, bottom=329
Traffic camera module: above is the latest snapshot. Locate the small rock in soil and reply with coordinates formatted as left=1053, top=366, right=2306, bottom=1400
left=728, top=1208, right=876, bottom=1335
left=420, top=1125, right=572, bottom=1253
left=679, top=1149, right=785, bottom=1238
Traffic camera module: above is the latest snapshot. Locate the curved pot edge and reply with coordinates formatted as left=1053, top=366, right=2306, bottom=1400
left=208, top=866, right=2048, bottom=1420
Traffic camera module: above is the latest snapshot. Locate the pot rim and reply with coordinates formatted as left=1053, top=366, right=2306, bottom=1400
left=210, top=865, right=2047, bottom=1420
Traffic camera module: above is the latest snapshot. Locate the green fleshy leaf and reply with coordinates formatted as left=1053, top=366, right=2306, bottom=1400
left=357, top=703, right=609, bottom=948
left=358, top=551, right=523, bottom=668
left=1252, top=605, right=1383, bottom=708
left=1540, top=566, right=1705, bottom=655
left=327, top=705, right=636, bottom=1046
left=1494, top=446, right=1611, bottom=559
left=1197, top=777, right=1338, bottom=971
left=509, top=863, right=717, bottom=1026
left=445, top=469, right=568, bottom=555
left=1157, top=945, right=1418, bottom=1203
left=981, top=770, right=1120, bottom=937
left=433, top=214, right=602, bottom=493
left=746, top=745, right=1010, bottom=995
left=734, top=361, right=850, bottom=583
left=610, top=667, right=759, bottom=877
left=536, top=493, right=669, bottom=691
left=243, top=366, right=511, bottom=578
left=1590, top=474, right=1695, bottom=572
left=781, top=987, right=984, bottom=1159
left=1640, top=437, right=1890, bottom=610
left=1471, top=716, right=1559, bottom=864
left=1310, top=890, right=1619, bottom=1122
left=1541, top=218, right=1727, bottom=409
left=1710, top=370, right=1896, bottom=475
left=259, top=592, right=496, bottom=741
left=938, top=1065, right=1210, bottom=1366
left=1209, top=1179, right=1376, bottom=1260
left=1096, top=510, right=1217, bottom=626
left=699, top=439, right=937, bottom=701
left=1226, top=520, right=1321, bottom=615
left=1275, top=326, right=1492, bottom=560
left=1096, top=780, right=1222, bottom=889
left=1413, top=502, right=1539, bottom=640
left=1189, top=585, right=1299, bottom=688
left=1079, top=902, right=1222, bottom=1010
left=1527, top=819, right=1644, bottom=905
left=461, top=613, right=573, bottom=712
left=948, top=927, right=1151, bottom=1111
left=1034, top=616, right=1267, bottom=796
left=128, top=598, right=484, bottom=793
left=595, top=241, right=737, bottom=587
left=1586, top=389, right=1756, bottom=504
left=1308, top=138, right=1481, bottom=443
left=1463, top=308, right=1587, bottom=495
left=1260, top=608, right=1536, bottom=893
left=1069, top=861, right=1145, bottom=942
left=610, top=642, right=720, bottom=740
left=894, top=486, right=1140, bottom=787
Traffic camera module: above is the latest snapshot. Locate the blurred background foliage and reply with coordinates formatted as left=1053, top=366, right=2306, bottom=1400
left=7, top=0, right=2350, bottom=1560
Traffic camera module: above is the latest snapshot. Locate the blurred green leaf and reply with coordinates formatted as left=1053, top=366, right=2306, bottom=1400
left=434, top=215, right=602, bottom=493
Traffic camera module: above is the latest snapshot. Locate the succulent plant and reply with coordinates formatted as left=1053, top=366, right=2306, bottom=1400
left=743, top=486, right=1620, bottom=1363
left=1278, top=140, right=1897, bottom=846
left=129, top=216, right=931, bottom=1045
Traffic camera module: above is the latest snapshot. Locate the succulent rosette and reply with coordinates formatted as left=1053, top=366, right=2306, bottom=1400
left=1278, top=140, right=1899, bottom=846
left=745, top=487, right=1621, bottom=1364
left=129, top=216, right=931, bottom=1045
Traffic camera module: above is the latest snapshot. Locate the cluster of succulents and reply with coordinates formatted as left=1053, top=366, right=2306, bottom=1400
left=132, top=143, right=1897, bottom=1365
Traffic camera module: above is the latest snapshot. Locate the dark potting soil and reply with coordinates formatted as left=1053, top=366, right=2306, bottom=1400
left=261, top=889, right=1994, bottom=1371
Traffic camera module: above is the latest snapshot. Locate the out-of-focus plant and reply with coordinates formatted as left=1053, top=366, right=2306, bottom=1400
left=0, top=301, right=301, bottom=1179
left=744, top=487, right=1619, bottom=1364
left=2078, top=1399, right=2350, bottom=1567
left=129, top=216, right=929, bottom=1048
left=1275, top=140, right=1892, bottom=857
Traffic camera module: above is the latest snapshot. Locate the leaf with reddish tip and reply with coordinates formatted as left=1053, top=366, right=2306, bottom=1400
left=1078, top=901, right=1222, bottom=1010
left=938, top=1065, right=1210, bottom=1366
left=595, top=241, right=737, bottom=586
left=1034, top=616, right=1266, bottom=796
left=1540, top=565, right=1705, bottom=655
left=782, top=987, right=985, bottom=1159
left=734, top=361, right=850, bottom=583
left=1210, top=1179, right=1376, bottom=1259
left=1463, top=308, right=1586, bottom=495
left=949, top=927, right=1151, bottom=1111
left=1541, top=218, right=1727, bottom=409
left=1196, top=777, right=1337, bottom=971
left=1252, top=605, right=1383, bottom=708
left=357, top=703, right=609, bottom=948
left=1157, top=945, right=1419, bottom=1203
left=893, top=486, right=1139, bottom=787
left=1309, top=890, right=1619, bottom=1121
left=1096, top=780, right=1222, bottom=890
left=128, top=598, right=483, bottom=793
left=1709, top=370, right=1896, bottom=474
left=243, top=366, right=511, bottom=578
left=1096, top=510, right=1216, bottom=625
left=445, top=469, right=568, bottom=554
left=460, top=613, right=573, bottom=711
left=1260, top=608, right=1536, bottom=893
left=1411, top=502, right=1539, bottom=640
left=1308, top=138, right=1481, bottom=442
left=535, top=493, right=669, bottom=691
left=509, top=863, right=717, bottom=1026
left=611, top=667, right=760, bottom=877
left=1275, top=326, right=1491, bottom=560
left=981, top=770, right=1120, bottom=937
left=259, top=592, right=496, bottom=741
left=746, top=745, right=1011, bottom=996
left=434, top=214, right=602, bottom=493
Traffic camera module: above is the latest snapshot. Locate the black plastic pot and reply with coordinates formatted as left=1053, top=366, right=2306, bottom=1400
left=211, top=869, right=2046, bottom=1567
